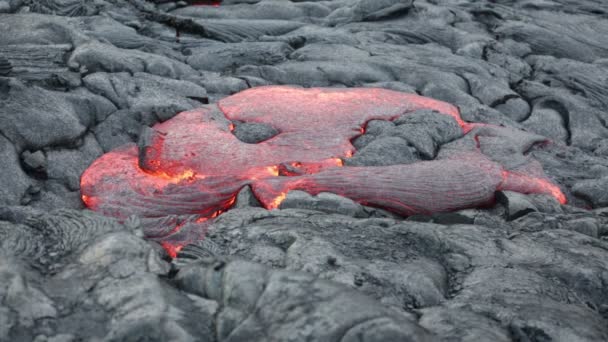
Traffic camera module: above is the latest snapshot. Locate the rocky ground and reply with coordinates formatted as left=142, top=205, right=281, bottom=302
left=1, top=0, right=608, bottom=341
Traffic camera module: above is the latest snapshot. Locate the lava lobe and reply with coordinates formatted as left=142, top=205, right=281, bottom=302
left=80, top=86, right=566, bottom=256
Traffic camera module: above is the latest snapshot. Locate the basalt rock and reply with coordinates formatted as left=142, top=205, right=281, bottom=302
left=2, top=0, right=608, bottom=340
left=0, top=56, right=11, bottom=76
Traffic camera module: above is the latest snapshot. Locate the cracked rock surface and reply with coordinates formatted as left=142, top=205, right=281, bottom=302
left=1, top=0, right=608, bottom=341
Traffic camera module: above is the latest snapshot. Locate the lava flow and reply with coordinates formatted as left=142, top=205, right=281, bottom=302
left=80, top=86, right=566, bottom=256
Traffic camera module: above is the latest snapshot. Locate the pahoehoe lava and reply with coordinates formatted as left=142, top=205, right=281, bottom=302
left=80, top=86, right=566, bottom=256
left=3, top=0, right=608, bottom=340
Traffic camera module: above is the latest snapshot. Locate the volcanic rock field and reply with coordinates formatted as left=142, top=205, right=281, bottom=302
left=2, top=0, right=608, bottom=341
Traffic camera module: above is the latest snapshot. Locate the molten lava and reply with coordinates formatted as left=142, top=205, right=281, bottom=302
left=190, top=0, right=222, bottom=6
left=80, top=86, right=566, bottom=256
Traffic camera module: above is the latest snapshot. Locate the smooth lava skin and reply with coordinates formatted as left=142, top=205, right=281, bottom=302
left=80, top=86, right=566, bottom=257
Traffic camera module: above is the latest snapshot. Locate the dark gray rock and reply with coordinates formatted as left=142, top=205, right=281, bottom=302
left=518, top=79, right=608, bottom=150
left=180, top=208, right=608, bottom=341
left=279, top=190, right=369, bottom=218
left=0, top=254, right=58, bottom=333
left=419, top=307, right=511, bottom=342
left=0, top=135, right=33, bottom=206
left=69, top=42, right=199, bottom=80
left=45, top=134, right=103, bottom=191
left=175, top=258, right=431, bottom=342
left=290, top=43, right=372, bottom=62
left=0, top=1, right=9, bottom=13
left=183, top=18, right=305, bottom=43
left=390, top=110, right=463, bottom=159
left=237, top=60, right=395, bottom=87
left=0, top=14, right=86, bottom=46
left=81, top=16, right=156, bottom=50
left=232, top=121, right=279, bottom=144
left=573, top=177, right=608, bottom=208
left=494, top=97, right=530, bottom=122
left=0, top=56, right=11, bottom=76
left=0, top=44, right=78, bottom=87
left=186, top=41, right=292, bottom=72
left=563, top=217, right=600, bottom=238
left=21, top=150, right=47, bottom=175
left=326, top=0, right=414, bottom=25
left=0, top=78, right=114, bottom=150
left=495, top=11, right=608, bottom=63
left=0, top=207, right=217, bottom=341
left=496, top=191, right=539, bottom=221
left=234, top=185, right=262, bottom=209
left=173, top=1, right=331, bottom=21
left=430, top=212, right=475, bottom=225
left=523, top=101, right=569, bottom=143
left=346, top=136, right=418, bottom=166
left=83, top=72, right=207, bottom=121
left=0, top=79, right=86, bottom=149
left=2, top=1, right=608, bottom=341
left=93, top=109, right=141, bottom=152
left=28, top=0, right=101, bottom=16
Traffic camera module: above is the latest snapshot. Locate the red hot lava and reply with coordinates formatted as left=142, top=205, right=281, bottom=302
left=190, top=0, right=222, bottom=6
left=80, top=86, right=566, bottom=257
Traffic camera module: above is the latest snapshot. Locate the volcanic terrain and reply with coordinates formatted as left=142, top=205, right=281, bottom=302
left=1, top=0, right=608, bottom=341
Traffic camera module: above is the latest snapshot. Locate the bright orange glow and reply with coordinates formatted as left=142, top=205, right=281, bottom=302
left=267, top=165, right=279, bottom=176
left=81, top=195, right=97, bottom=208
left=80, top=86, right=566, bottom=257
left=146, top=168, right=196, bottom=184
left=268, top=193, right=287, bottom=209
left=499, top=170, right=567, bottom=205
left=161, top=242, right=183, bottom=259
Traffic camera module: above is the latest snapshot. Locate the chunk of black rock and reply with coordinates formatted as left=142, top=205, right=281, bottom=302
left=234, top=185, right=262, bottom=208
left=527, top=194, right=563, bottom=214
left=346, top=137, right=418, bottom=167
left=327, top=256, right=338, bottom=266
left=279, top=190, right=368, bottom=218
left=594, top=140, right=608, bottom=156
left=175, top=239, right=224, bottom=264
left=364, top=119, right=394, bottom=135
left=21, top=150, right=47, bottom=174
left=563, top=217, right=599, bottom=238
left=496, top=191, right=538, bottom=221
left=0, top=56, right=11, bottom=76
left=138, top=126, right=161, bottom=171
left=232, top=121, right=279, bottom=144
left=431, top=212, right=475, bottom=225
left=392, top=110, right=463, bottom=159
left=407, top=214, right=433, bottom=223
left=20, top=185, right=41, bottom=205
left=573, top=177, right=608, bottom=208
left=494, top=97, right=530, bottom=123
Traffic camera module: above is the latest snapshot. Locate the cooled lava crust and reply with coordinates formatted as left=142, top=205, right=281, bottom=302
left=80, top=86, right=566, bottom=257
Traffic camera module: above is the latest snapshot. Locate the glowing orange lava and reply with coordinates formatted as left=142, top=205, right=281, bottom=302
left=161, top=242, right=183, bottom=259
left=80, top=86, right=566, bottom=257
left=145, top=168, right=197, bottom=184
left=191, top=0, right=221, bottom=6
left=268, top=193, right=287, bottom=210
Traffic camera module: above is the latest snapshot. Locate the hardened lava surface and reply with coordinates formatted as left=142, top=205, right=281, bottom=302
left=80, top=86, right=566, bottom=255
left=2, top=0, right=608, bottom=341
